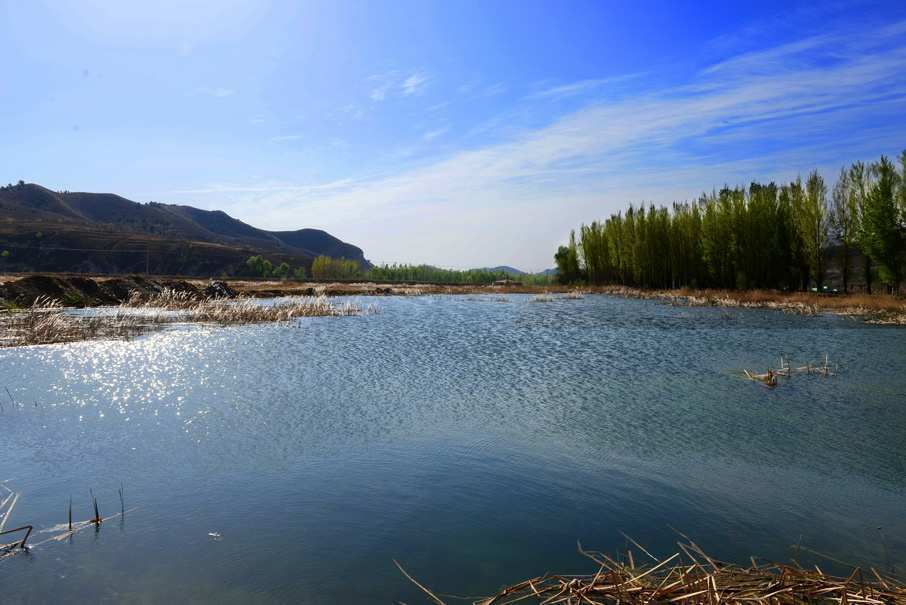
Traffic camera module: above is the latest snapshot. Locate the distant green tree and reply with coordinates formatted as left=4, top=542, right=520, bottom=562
left=830, top=167, right=859, bottom=292
left=272, top=262, right=291, bottom=279
left=245, top=255, right=273, bottom=278
left=0, top=250, right=10, bottom=258
left=861, top=156, right=904, bottom=292
left=554, top=151, right=906, bottom=294
left=293, top=266, right=307, bottom=280
left=311, top=256, right=362, bottom=280
left=791, top=172, right=829, bottom=289
left=554, top=231, right=582, bottom=284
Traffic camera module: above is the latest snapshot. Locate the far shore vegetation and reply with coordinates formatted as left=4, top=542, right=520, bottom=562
left=555, top=151, right=906, bottom=294
left=243, top=254, right=556, bottom=285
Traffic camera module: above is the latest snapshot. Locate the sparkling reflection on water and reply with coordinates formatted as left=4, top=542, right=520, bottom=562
left=1, top=294, right=905, bottom=603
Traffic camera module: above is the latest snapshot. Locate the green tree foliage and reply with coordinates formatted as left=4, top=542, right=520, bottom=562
left=366, top=263, right=553, bottom=285
left=796, top=171, right=829, bottom=288
left=311, top=256, right=363, bottom=280
left=564, top=151, right=905, bottom=292
left=830, top=167, right=858, bottom=291
left=272, top=262, right=291, bottom=279
left=860, top=156, right=904, bottom=292
left=245, top=255, right=273, bottom=277
left=554, top=231, right=583, bottom=284
left=849, top=161, right=875, bottom=294
left=245, top=255, right=308, bottom=280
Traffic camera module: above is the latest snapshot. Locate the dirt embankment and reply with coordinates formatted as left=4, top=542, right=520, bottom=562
left=0, top=274, right=228, bottom=308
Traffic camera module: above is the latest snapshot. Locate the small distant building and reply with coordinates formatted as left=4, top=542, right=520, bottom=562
left=493, top=278, right=522, bottom=286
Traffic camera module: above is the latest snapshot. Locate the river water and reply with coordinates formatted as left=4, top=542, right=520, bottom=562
left=1, top=294, right=904, bottom=603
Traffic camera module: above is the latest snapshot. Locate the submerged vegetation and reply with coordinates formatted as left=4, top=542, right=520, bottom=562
left=558, top=152, right=906, bottom=293
left=398, top=539, right=906, bottom=605
left=0, top=290, right=367, bottom=347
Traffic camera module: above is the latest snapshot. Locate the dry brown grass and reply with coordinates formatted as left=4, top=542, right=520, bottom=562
left=398, top=539, right=906, bottom=605
left=598, top=286, right=906, bottom=324
left=0, top=290, right=370, bottom=347
left=0, top=296, right=165, bottom=347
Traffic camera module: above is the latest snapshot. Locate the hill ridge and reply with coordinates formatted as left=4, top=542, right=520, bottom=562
left=0, top=182, right=368, bottom=276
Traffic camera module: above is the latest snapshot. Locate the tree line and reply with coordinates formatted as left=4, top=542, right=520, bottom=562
left=245, top=255, right=307, bottom=280
left=556, top=152, right=906, bottom=293
left=245, top=256, right=554, bottom=284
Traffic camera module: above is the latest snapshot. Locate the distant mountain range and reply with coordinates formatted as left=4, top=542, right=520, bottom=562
left=485, top=265, right=526, bottom=276
left=0, top=182, right=368, bottom=276
left=484, top=265, right=557, bottom=276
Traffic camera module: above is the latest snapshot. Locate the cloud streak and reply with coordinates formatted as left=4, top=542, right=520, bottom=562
left=401, top=73, right=428, bottom=95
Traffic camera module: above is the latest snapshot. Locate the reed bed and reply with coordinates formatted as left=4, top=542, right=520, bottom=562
left=398, top=539, right=906, bottom=605
left=531, top=292, right=557, bottom=303
left=600, top=286, right=906, bottom=323
left=531, top=291, right=586, bottom=302
left=0, top=290, right=369, bottom=347
left=0, top=296, right=163, bottom=347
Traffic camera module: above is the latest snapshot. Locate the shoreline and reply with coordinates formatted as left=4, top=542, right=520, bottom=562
left=1, top=275, right=903, bottom=348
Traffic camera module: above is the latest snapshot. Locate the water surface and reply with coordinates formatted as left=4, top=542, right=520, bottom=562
left=1, top=295, right=904, bottom=603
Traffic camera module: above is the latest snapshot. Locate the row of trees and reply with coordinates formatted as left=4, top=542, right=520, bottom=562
left=245, top=255, right=306, bottom=280
left=311, top=256, right=362, bottom=280
left=556, top=152, right=906, bottom=293
left=367, top=263, right=551, bottom=284
left=244, top=256, right=556, bottom=284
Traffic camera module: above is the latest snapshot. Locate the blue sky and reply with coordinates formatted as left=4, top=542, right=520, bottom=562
left=2, top=0, right=906, bottom=270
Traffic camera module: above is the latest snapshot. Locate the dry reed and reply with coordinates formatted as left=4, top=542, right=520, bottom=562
left=398, top=538, right=906, bottom=605
left=600, top=286, right=906, bottom=323
left=0, top=289, right=370, bottom=348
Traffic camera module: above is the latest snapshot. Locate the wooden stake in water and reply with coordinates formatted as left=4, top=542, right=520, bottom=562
left=118, top=482, right=124, bottom=516
left=90, top=489, right=101, bottom=525
left=68, top=496, right=72, bottom=531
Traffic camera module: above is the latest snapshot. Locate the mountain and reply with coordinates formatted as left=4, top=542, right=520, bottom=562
left=484, top=265, right=526, bottom=276
left=0, top=182, right=368, bottom=276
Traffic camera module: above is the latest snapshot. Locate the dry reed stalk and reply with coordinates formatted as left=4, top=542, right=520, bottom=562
left=0, top=290, right=371, bottom=347
left=398, top=541, right=906, bottom=605
left=600, top=286, right=906, bottom=323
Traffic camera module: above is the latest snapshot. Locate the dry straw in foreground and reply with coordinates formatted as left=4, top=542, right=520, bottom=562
left=397, top=537, right=906, bottom=605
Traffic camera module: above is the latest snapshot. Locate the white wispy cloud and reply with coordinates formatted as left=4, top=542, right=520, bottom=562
left=367, top=71, right=428, bottom=100
left=530, top=73, right=645, bottom=99
left=184, top=21, right=906, bottom=269
left=270, top=134, right=303, bottom=143
left=422, top=127, right=449, bottom=141
left=401, top=73, right=428, bottom=95
left=369, top=84, right=391, bottom=101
